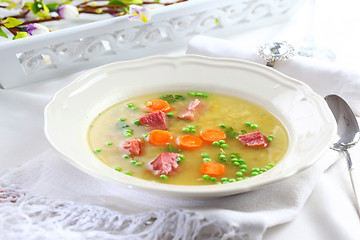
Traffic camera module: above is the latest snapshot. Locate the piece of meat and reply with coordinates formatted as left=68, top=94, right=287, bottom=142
left=188, top=98, right=203, bottom=111
left=120, top=138, right=142, bottom=156
left=139, top=111, right=167, bottom=130
left=148, top=152, right=179, bottom=175
left=237, top=130, right=268, bottom=147
left=177, top=111, right=195, bottom=121
left=178, top=99, right=205, bottom=120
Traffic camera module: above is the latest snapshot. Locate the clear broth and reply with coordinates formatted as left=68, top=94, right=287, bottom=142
left=88, top=91, right=288, bottom=185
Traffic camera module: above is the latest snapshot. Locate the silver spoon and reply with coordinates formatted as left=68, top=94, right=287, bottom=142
left=325, top=94, right=360, bottom=216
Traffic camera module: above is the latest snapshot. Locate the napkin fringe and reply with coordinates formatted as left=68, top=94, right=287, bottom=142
left=0, top=183, right=256, bottom=240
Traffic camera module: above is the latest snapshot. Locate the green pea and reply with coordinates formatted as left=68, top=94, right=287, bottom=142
left=123, top=155, right=130, bottom=159
left=240, top=164, right=248, bottom=170
left=160, top=174, right=168, bottom=180
left=133, top=120, right=140, bottom=126
left=94, top=149, right=102, bottom=153
left=245, top=122, right=252, bottom=126
left=222, top=180, right=229, bottom=184
left=196, top=92, right=204, bottom=97
left=178, top=154, right=184, bottom=160
left=240, top=169, right=247, bottom=173
left=252, top=168, right=260, bottom=172
left=183, top=128, right=190, bottom=133
left=251, top=172, right=259, bottom=176
left=120, top=118, right=126, bottom=121
left=183, top=125, right=195, bottom=133
left=219, top=154, right=227, bottom=161
left=221, top=177, right=229, bottom=182
left=219, top=140, right=226, bottom=144
left=228, top=178, right=236, bottom=183
left=105, top=141, right=113, bottom=146
left=212, top=141, right=220, bottom=147
left=202, top=174, right=210, bottom=180
left=236, top=177, right=244, bottom=181
left=124, top=129, right=133, bottom=137
left=135, top=162, right=143, bottom=166
left=238, top=159, right=246, bottom=164
left=210, top=177, right=217, bottom=182
left=127, top=104, right=134, bottom=108
left=220, top=143, right=229, bottom=148
left=201, top=153, right=210, bottom=158
left=166, top=112, right=175, bottom=117
left=114, top=167, right=122, bottom=172
left=203, top=158, right=212, bottom=162
left=233, top=162, right=240, bottom=166
left=250, top=123, right=258, bottom=129
left=268, top=135, right=275, bottom=142
left=219, top=123, right=226, bottom=128
left=188, top=92, right=196, bottom=96
left=236, top=171, right=243, bottom=177
left=231, top=158, right=238, bottom=162
left=124, top=171, right=132, bottom=175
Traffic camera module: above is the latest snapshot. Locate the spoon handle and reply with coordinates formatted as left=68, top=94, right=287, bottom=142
left=344, top=150, right=360, bottom=217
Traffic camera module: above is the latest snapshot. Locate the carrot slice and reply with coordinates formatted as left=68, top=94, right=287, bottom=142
left=200, top=161, right=225, bottom=177
left=200, top=129, right=226, bottom=142
left=146, top=100, right=171, bottom=113
left=149, top=130, right=173, bottom=145
left=176, top=135, right=203, bottom=149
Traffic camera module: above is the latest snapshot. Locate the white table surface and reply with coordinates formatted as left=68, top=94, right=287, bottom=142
left=1, top=0, right=360, bottom=239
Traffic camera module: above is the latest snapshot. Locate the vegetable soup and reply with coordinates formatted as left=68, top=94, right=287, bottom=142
left=88, top=91, right=288, bottom=185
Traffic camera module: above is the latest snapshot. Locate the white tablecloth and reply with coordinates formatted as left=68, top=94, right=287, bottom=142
left=1, top=0, right=360, bottom=239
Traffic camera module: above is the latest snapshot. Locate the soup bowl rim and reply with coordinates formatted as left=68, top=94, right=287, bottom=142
left=44, top=55, right=337, bottom=198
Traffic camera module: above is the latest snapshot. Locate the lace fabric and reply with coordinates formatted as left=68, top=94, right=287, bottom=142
left=0, top=183, right=260, bottom=240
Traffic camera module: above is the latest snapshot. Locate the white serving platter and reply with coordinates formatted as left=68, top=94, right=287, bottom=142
left=0, top=0, right=301, bottom=88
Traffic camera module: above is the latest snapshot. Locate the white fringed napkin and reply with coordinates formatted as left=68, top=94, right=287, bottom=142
left=2, top=34, right=360, bottom=240
left=0, top=149, right=341, bottom=240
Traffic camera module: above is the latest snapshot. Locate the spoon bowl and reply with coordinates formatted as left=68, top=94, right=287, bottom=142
left=325, top=94, right=360, bottom=216
left=325, top=95, right=360, bottom=151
